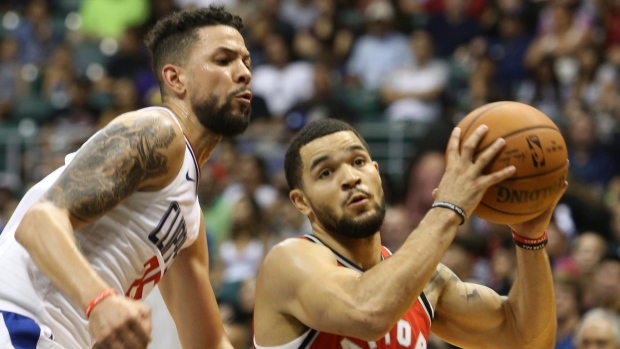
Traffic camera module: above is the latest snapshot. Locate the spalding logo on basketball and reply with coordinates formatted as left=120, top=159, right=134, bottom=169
left=456, top=101, right=568, bottom=225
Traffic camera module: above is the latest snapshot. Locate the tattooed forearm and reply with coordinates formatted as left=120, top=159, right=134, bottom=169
left=465, top=285, right=481, bottom=302
left=43, top=116, right=177, bottom=220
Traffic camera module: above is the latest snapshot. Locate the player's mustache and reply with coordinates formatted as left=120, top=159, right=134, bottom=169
left=342, top=188, right=373, bottom=207
left=229, top=87, right=250, bottom=98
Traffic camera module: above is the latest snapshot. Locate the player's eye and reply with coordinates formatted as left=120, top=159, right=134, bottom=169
left=353, top=158, right=365, bottom=166
left=319, top=169, right=332, bottom=179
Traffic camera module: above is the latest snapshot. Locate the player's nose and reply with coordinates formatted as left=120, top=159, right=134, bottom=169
left=340, top=165, right=361, bottom=190
left=234, top=61, right=251, bottom=85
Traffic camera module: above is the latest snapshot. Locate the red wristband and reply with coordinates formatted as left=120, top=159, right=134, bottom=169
left=84, top=288, right=118, bottom=319
left=511, top=230, right=548, bottom=245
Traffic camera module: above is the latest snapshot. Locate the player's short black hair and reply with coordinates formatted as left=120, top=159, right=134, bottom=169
left=284, top=119, right=371, bottom=191
left=144, top=5, right=243, bottom=95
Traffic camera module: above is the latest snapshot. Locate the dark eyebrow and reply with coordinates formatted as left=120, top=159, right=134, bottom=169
left=214, top=47, right=251, bottom=60
left=347, top=144, right=367, bottom=154
left=309, top=144, right=367, bottom=172
left=310, top=154, right=330, bottom=172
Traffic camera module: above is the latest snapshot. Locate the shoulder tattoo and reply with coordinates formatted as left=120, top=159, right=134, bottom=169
left=43, top=116, right=177, bottom=221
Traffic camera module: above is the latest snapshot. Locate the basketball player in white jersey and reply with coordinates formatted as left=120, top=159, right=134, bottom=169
left=0, top=5, right=251, bottom=349
left=254, top=119, right=565, bottom=348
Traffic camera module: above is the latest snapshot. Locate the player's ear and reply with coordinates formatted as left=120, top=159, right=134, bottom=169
left=162, top=64, right=186, bottom=96
left=290, top=189, right=312, bottom=216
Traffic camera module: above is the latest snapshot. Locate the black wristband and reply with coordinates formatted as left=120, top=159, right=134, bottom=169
left=431, top=201, right=467, bottom=225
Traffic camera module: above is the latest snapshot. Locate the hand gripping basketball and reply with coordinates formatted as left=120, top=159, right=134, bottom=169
left=433, top=125, right=516, bottom=221
left=456, top=102, right=568, bottom=224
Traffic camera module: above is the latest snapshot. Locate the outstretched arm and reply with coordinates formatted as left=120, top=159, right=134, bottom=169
left=159, top=214, right=233, bottom=349
left=428, top=193, right=566, bottom=349
left=15, top=112, right=185, bottom=348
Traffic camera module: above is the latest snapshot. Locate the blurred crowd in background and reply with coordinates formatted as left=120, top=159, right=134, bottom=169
left=1, top=0, right=620, bottom=348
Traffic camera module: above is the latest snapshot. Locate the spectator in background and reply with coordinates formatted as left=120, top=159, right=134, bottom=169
left=142, top=0, right=180, bottom=33
left=573, top=232, right=608, bottom=305
left=574, top=308, right=620, bottom=349
left=424, top=0, right=483, bottom=58
left=266, top=191, right=312, bottom=247
left=379, top=205, right=411, bottom=252
left=489, top=241, right=517, bottom=295
left=222, top=153, right=278, bottom=210
left=41, top=45, right=75, bottom=112
left=381, top=30, right=449, bottom=122
left=554, top=273, right=582, bottom=349
left=199, top=163, right=234, bottom=250
left=588, top=252, right=620, bottom=312
left=0, top=36, right=22, bottom=121
left=98, top=78, right=143, bottom=127
left=251, top=33, right=314, bottom=118
left=252, top=0, right=296, bottom=45
left=486, top=12, right=534, bottom=98
left=279, top=0, right=319, bottom=32
left=107, top=27, right=150, bottom=81
left=404, top=120, right=452, bottom=229
left=284, top=62, right=354, bottom=127
left=516, top=56, right=565, bottom=123
left=547, top=219, right=574, bottom=265
left=566, top=108, right=617, bottom=192
left=405, top=150, right=446, bottom=227
left=344, top=0, right=413, bottom=91
left=570, top=44, right=616, bottom=110
left=215, top=195, right=268, bottom=346
left=50, top=78, right=97, bottom=128
left=216, top=195, right=267, bottom=293
left=524, top=0, right=592, bottom=85
left=610, top=203, right=620, bottom=248
left=175, top=0, right=240, bottom=10
left=441, top=238, right=477, bottom=283
left=12, top=0, right=65, bottom=65
left=0, top=173, right=20, bottom=233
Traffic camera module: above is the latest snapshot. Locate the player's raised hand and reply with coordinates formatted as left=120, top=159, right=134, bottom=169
left=509, top=180, right=568, bottom=239
left=433, top=125, right=516, bottom=218
left=89, top=295, right=152, bottom=349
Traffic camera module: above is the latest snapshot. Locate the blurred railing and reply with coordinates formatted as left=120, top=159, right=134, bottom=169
left=0, top=120, right=430, bottom=195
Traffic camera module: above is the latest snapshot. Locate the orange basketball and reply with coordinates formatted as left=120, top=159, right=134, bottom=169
left=457, top=101, right=568, bottom=225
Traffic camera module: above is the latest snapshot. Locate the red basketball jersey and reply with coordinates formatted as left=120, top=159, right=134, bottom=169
left=254, top=234, right=434, bottom=349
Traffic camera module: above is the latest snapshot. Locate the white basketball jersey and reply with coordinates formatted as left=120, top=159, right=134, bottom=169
left=0, top=107, right=202, bottom=348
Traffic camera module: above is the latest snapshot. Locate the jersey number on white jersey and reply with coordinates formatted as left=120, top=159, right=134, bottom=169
left=127, top=202, right=188, bottom=300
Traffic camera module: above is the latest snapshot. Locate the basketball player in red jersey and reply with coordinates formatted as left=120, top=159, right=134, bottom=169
left=253, top=118, right=564, bottom=348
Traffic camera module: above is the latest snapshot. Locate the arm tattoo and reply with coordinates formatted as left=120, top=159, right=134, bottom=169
left=425, top=264, right=481, bottom=303
left=43, top=117, right=177, bottom=221
left=424, top=264, right=450, bottom=295
left=465, top=286, right=481, bottom=302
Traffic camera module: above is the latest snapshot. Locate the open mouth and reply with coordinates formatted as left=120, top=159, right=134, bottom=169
left=236, top=91, right=252, bottom=103
left=347, top=193, right=369, bottom=206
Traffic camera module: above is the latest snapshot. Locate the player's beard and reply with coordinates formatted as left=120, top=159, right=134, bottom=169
left=191, top=90, right=251, bottom=137
left=311, top=196, right=386, bottom=239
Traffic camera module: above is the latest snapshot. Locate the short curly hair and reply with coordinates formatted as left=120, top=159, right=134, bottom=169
left=144, top=5, right=243, bottom=93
